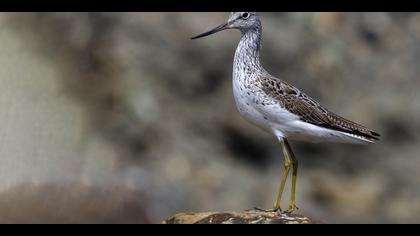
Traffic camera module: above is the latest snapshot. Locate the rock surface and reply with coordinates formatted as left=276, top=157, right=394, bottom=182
left=163, top=209, right=320, bottom=224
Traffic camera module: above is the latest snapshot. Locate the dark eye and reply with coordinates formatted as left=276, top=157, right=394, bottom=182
left=241, top=12, right=250, bottom=19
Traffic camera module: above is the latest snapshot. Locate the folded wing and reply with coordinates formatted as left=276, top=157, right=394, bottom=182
left=260, top=77, right=380, bottom=142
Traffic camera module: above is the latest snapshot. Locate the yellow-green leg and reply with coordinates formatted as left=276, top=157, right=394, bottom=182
left=273, top=139, right=292, bottom=211
left=284, top=139, right=299, bottom=213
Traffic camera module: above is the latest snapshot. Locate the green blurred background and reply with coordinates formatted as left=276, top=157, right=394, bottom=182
left=0, top=12, right=419, bottom=223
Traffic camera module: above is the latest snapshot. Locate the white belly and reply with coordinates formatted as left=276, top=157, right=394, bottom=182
left=233, top=92, right=271, bottom=132
left=232, top=79, right=295, bottom=133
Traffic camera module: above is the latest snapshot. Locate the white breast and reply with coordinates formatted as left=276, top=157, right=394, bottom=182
left=232, top=75, right=300, bottom=135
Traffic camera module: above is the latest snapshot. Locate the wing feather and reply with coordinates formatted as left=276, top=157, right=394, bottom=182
left=260, top=77, right=380, bottom=141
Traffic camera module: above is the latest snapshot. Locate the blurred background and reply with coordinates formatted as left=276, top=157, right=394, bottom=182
left=0, top=12, right=418, bottom=223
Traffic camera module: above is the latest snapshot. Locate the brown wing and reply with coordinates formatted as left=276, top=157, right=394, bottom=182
left=260, top=78, right=380, bottom=141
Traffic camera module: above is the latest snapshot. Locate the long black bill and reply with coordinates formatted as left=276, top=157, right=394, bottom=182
left=191, top=22, right=229, bottom=40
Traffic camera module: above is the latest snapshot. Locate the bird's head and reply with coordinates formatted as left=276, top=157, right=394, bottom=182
left=191, top=12, right=261, bottom=40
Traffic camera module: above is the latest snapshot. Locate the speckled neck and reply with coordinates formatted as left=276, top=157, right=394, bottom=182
left=233, top=25, right=265, bottom=80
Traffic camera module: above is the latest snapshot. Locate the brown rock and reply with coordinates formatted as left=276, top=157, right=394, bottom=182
left=162, top=209, right=321, bottom=224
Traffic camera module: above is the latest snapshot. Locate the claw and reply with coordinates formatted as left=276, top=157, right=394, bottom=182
left=284, top=205, right=299, bottom=214
left=253, top=207, right=282, bottom=213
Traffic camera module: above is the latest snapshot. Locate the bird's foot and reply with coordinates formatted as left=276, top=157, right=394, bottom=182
left=284, top=204, right=299, bottom=214
left=251, top=207, right=282, bottom=213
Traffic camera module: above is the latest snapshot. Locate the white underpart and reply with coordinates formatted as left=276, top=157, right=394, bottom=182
left=273, top=119, right=374, bottom=144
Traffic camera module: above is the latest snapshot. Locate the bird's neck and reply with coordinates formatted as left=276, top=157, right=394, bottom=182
left=234, top=27, right=264, bottom=75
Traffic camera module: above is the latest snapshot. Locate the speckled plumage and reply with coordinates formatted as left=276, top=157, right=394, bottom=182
left=230, top=12, right=380, bottom=144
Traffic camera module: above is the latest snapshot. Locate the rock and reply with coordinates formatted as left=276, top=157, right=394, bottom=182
left=162, top=209, right=321, bottom=224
